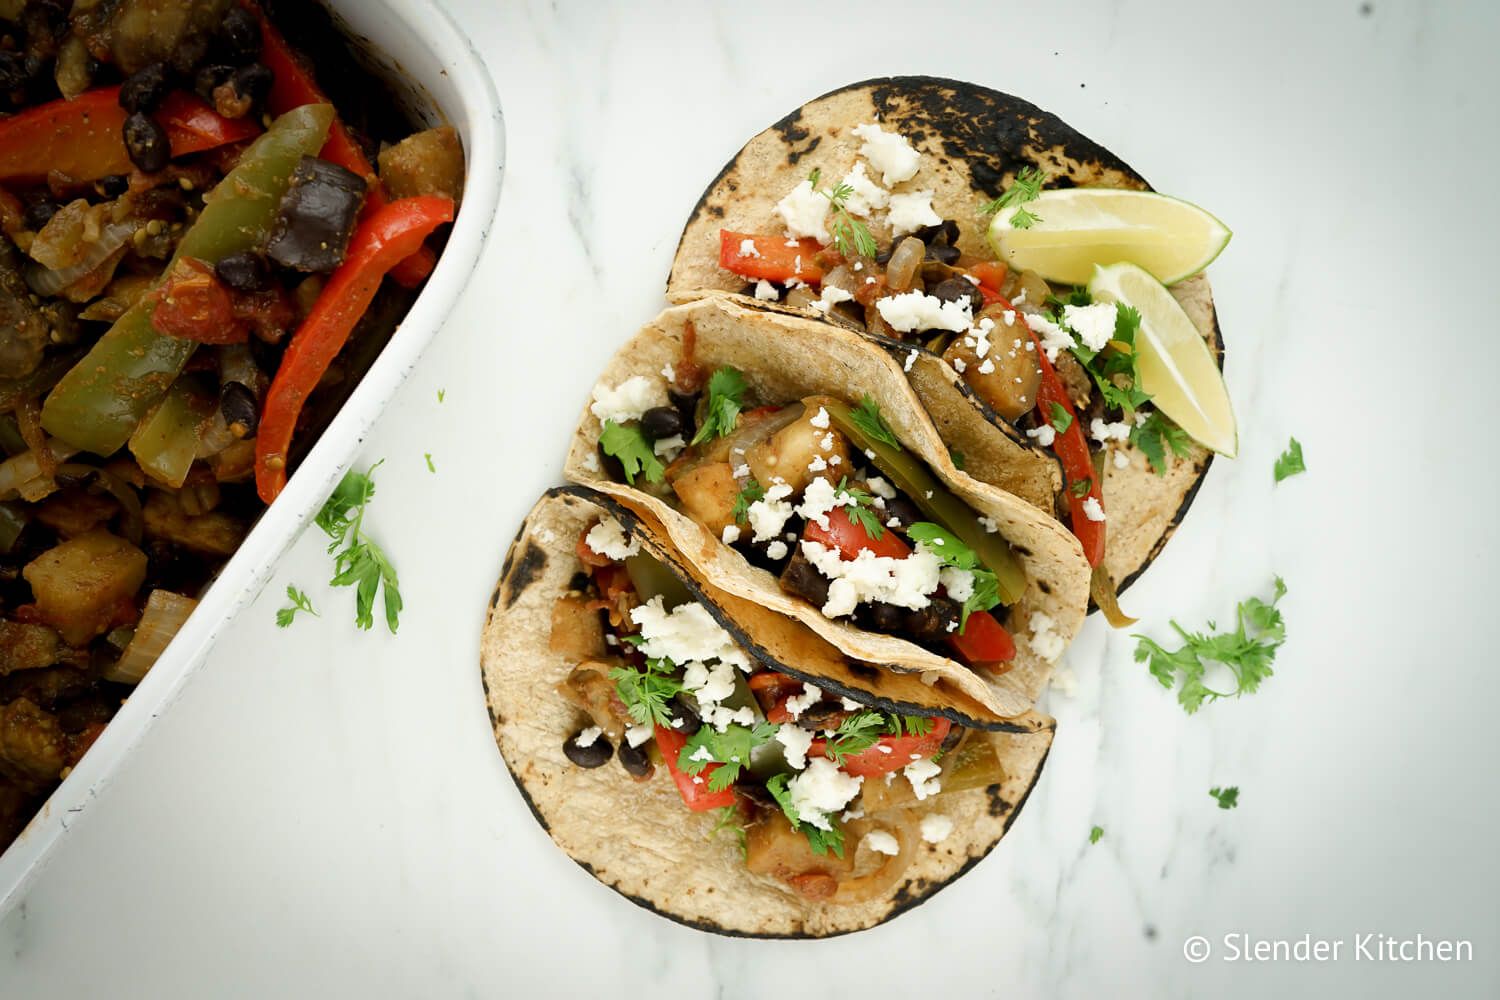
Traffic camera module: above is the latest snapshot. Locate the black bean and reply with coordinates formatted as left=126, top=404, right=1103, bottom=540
left=218, top=7, right=262, bottom=64
left=940, top=722, right=965, bottom=753
left=925, top=243, right=961, bottom=266
left=668, top=389, right=699, bottom=437
left=930, top=277, right=984, bottom=313
left=639, top=406, right=683, bottom=442
left=96, top=174, right=129, bottom=199
left=119, top=63, right=170, bottom=114
left=193, top=64, right=234, bottom=103
left=618, top=740, right=652, bottom=778
left=905, top=595, right=962, bottom=643
left=668, top=695, right=701, bottom=735
left=0, top=51, right=31, bottom=91
left=230, top=62, right=272, bottom=108
left=859, top=601, right=910, bottom=635
left=122, top=112, right=169, bottom=173
left=563, top=730, right=613, bottom=768
left=883, top=496, right=923, bottom=531
left=22, top=193, right=59, bottom=230
left=915, top=220, right=960, bottom=247
left=799, top=702, right=843, bottom=728
left=214, top=251, right=271, bottom=293
left=596, top=442, right=626, bottom=482
left=219, top=382, right=258, bottom=438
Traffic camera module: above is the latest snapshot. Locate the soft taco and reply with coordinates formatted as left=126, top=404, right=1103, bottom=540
left=481, top=486, right=1055, bottom=937
left=563, top=295, right=1090, bottom=723
left=666, top=76, right=1235, bottom=615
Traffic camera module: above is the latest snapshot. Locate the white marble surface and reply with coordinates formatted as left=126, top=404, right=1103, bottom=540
left=3, top=0, right=1498, bottom=996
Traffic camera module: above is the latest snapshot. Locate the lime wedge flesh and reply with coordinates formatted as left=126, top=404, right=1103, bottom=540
left=1088, top=262, right=1237, bottom=457
left=988, top=189, right=1230, bottom=286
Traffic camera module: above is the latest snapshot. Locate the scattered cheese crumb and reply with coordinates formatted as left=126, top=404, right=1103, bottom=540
left=753, top=279, right=778, bottom=301
left=775, top=179, right=830, bottom=242
left=585, top=518, right=639, bottom=560
left=1082, top=496, right=1106, bottom=522
left=863, top=830, right=900, bottom=856
left=852, top=122, right=921, bottom=186
left=920, top=814, right=954, bottom=843
left=888, top=189, right=942, bottom=237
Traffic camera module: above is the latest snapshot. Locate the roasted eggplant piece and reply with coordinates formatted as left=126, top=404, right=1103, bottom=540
left=265, top=156, right=369, bottom=273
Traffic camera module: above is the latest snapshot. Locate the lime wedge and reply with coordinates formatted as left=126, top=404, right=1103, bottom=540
left=988, top=189, right=1230, bottom=285
left=1088, top=262, right=1237, bottom=457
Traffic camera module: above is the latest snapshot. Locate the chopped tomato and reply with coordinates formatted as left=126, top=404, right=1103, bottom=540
left=811, top=718, right=951, bottom=777
left=150, top=258, right=247, bottom=344
left=655, top=724, right=736, bottom=811
left=967, top=261, right=1009, bottom=293
left=802, top=506, right=910, bottom=561
left=948, top=608, right=1016, bottom=670
left=749, top=671, right=805, bottom=722
left=719, top=230, right=824, bottom=284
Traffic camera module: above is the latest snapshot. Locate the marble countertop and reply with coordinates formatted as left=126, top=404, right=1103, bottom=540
left=3, top=0, right=1497, bottom=996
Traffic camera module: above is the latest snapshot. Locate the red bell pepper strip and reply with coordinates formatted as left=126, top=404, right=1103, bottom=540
left=748, top=671, right=804, bottom=723
left=718, top=231, right=824, bottom=285
left=655, top=724, right=737, bottom=812
left=0, top=87, right=260, bottom=184
left=802, top=509, right=1014, bottom=666
left=249, top=0, right=436, bottom=288
left=810, top=718, right=950, bottom=778
left=983, top=290, right=1105, bottom=566
left=255, top=195, right=453, bottom=502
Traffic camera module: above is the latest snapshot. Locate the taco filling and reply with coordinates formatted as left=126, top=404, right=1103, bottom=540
left=707, top=117, right=1231, bottom=616
left=589, top=359, right=1030, bottom=673
left=555, top=513, right=1009, bottom=904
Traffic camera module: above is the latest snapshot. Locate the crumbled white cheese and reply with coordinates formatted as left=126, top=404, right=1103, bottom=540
left=1090, top=418, right=1132, bottom=444
left=590, top=375, right=667, bottom=424
left=801, top=540, right=944, bottom=618
left=852, top=122, right=921, bottom=186
left=682, top=658, right=738, bottom=706
left=625, top=723, right=654, bottom=748
left=788, top=758, right=864, bottom=830
left=746, top=482, right=796, bottom=542
left=784, top=682, right=822, bottom=720
left=1025, top=424, right=1056, bottom=448
left=1028, top=611, right=1066, bottom=663
left=952, top=357, right=967, bottom=373
left=630, top=596, right=751, bottom=672
left=887, top=189, right=942, bottom=237
left=1023, top=312, right=1075, bottom=362
left=689, top=744, right=715, bottom=763
left=584, top=518, right=640, bottom=560
left=575, top=726, right=602, bottom=748
left=903, top=757, right=942, bottom=800
left=807, top=455, right=828, bottom=473
left=920, top=813, right=954, bottom=843
left=737, top=238, right=762, bottom=259
left=840, top=161, right=889, bottom=216
left=904, top=349, right=918, bottom=372
left=1113, top=449, right=1131, bottom=469
left=581, top=451, right=600, bottom=473
left=765, top=539, right=788, bottom=561
left=978, top=516, right=1000, bottom=534
left=776, top=724, right=814, bottom=770
left=753, top=279, right=778, bottom=301
left=862, top=830, right=900, bottom=856
left=809, top=406, right=830, bottom=429
left=534, top=527, right=556, bottom=544
left=810, top=284, right=854, bottom=315
left=866, top=476, right=895, bottom=499
left=939, top=566, right=975, bottom=602
left=977, top=357, right=996, bottom=375
left=701, top=704, right=756, bottom=732
left=1082, top=496, right=1106, bottom=522
left=721, top=524, right=742, bottom=544
left=653, top=433, right=685, bottom=459
left=795, top=476, right=852, bottom=530
left=1063, top=302, right=1118, bottom=351
left=877, top=290, right=973, bottom=333
left=775, top=179, right=829, bottom=242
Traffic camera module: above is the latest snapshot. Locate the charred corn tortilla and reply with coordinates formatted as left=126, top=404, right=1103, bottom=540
left=564, top=296, right=1091, bottom=720
left=666, top=76, right=1223, bottom=597
left=482, top=487, right=1055, bottom=937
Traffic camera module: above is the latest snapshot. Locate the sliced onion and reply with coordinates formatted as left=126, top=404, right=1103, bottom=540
left=24, top=220, right=139, bottom=298
left=886, top=237, right=926, bottom=292
left=55, top=462, right=144, bottom=546
left=834, top=815, right=919, bottom=904
left=0, top=442, right=80, bottom=502
left=104, top=590, right=197, bottom=684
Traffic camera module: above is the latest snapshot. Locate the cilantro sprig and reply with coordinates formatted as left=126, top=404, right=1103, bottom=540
left=1134, top=578, right=1288, bottom=714
left=1210, top=786, right=1240, bottom=810
left=710, top=805, right=748, bottom=858
left=849, top=395, right=901, bottom=449
left=834, top=477, right=884, bottom=540
left=732, top=479, right=765, bottom=525
left=1131, top=411, right=1192, bottom=476
left=275, top=585, right=317, bottom=628
left=1070, top=304, right=1151, bottom=415
left=1089, top=825, right=1104, bottom=844
left=766, top=771, right=845, bottom=858
left=690, top=367, right=747, bottom=446
left=316, top=463, right=402, bottom=633
left=822, top=710, right=933, bottom=765
left=610, top=656, right=684, bottom=728
left=1049, top=402, right=1073, bottom=434
left=808, top=167, right=878, bottom=259
left=978, top=165, right=1046, bottom=228
left=679, top=720, right=777, bottom=792
left=1274, top=437, right=1306, bottom=482
left=600, top=420, right=665, bottom=485
left=906, top=522, right=1000, bottom=631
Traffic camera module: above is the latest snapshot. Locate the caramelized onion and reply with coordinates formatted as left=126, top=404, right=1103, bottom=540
left=104, top=589, right=197, bottom=684
left=885, top=237, right=926, bottom=292
left=834, top=815, right=919, bottom=904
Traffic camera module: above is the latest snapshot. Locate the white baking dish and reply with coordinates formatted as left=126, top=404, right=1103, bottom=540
left=0, top=0, right=503, bottom=914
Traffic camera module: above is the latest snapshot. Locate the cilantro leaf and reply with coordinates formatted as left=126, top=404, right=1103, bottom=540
left=1009, top=205, right=1042, bottom=229
left=978, top=165, right=1046, bottom=219
left=834, top=478, right=884, bottom=540
left=610, top=658, right=684, bottom=728
left=690, top=367, right=747, bottom=446
left=424, top=452, right=435, bottom=474
left=732, top=479, right=765, bottom=524
left=1210, top=786, right=1240, bottom=810
left=1070, top=477, right=1093, bottom=498
left=765, top=772, right=846, bottom=858
left=1274, top=437, right=1306, bottom=482
left=822, top=711, right=887, bottom=764
left=317, top=464, right=402, bottom=633
left=275, top=585, right=317, bottom=628
left=949, top=449, right=966, bottom=470
left=1130, top=411, right=1193, bottom=476
left=808, top=170, right=878, bottom=259
left=709, top=804, right=748, bottom=858
left=600, top=420, right=665, bottom=485
left=849, top=395, right=901, bottom=449
left=1133, top=578, right=1288, bottom=714
left=679, top=721, right=777, bottom=791
left=906, top=523, right=1001, bottom=630
left=1089, top=825, right=1104, bottom=844
left=1049, top=402, right=1073, bottom=433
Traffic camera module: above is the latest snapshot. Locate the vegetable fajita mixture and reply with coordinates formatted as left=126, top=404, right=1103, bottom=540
left=556, top=513, right=1007, bottom=904
left=0, top=0, right=462, bottom=851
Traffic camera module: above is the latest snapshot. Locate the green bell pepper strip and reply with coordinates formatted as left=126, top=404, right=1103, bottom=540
left=819, top=397, right=1028, bottom=606
left=127, top=374, right=214, bottom=489
left=624, top=552, right=693, bottom=611
left=40, top=104, right=336, bottom=457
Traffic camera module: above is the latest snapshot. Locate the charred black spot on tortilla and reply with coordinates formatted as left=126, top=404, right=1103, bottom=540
left=502, top=542, right=547, bottom=609
left=706, top=204, right=724, bottom=218
left=488, top=585, right=503, bottom=611
left=845, top=660, right=881, bottom=681
left=986, top=783, right=1012, bottom=817
left=770, top=108, right=821, bottom=166
left=567, top=571, right=591, bottom=592
left=1037, top=580, right=1052, bottom=595
left=1012, top=545, right=1033, bottom=559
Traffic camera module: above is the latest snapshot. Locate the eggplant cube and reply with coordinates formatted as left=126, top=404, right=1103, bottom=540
left=266, top=156, right=368, bottom=273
